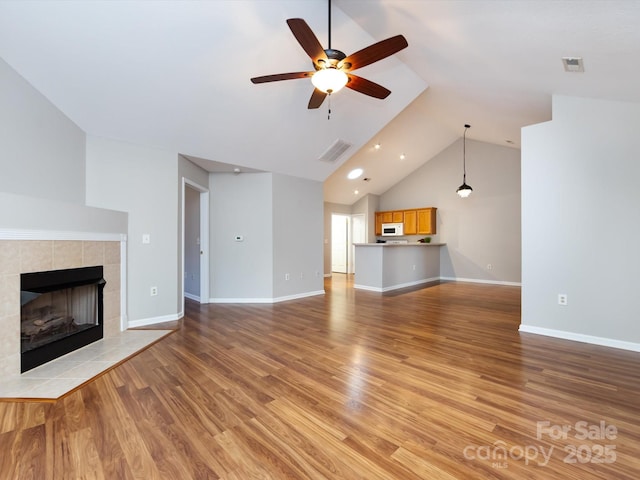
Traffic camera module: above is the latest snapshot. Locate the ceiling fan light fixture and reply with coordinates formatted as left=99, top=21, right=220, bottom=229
left=311, top=68, right=348, bottom=94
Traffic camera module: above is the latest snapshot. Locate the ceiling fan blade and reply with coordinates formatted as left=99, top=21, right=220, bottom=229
left=346, top=74, right=391, bottom=99
left=339, top=35, right=408, bottom=71
left=251, top=72, right=313, bottom=84
left=286, top=18, right=328, bottom=65
left=308, top=89, right=328, bottom=109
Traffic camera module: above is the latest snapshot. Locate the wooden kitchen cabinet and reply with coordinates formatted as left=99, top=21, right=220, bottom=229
left=375, top=212, right=383, bottom=235
left=375, top=207, right=437, bottom=236
left=417, top=207, right=437, bottom=235
left=375, top=210, right=404, bottom=235
left=403, top=210, right=417, bottom=235
left=380, top=212, right=394, bottom=223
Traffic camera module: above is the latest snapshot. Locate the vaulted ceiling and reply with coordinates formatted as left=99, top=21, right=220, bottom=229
left=1, top=1, right=639, bottom=205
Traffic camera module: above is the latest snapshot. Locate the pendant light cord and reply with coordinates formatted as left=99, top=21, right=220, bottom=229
left=463, top=124, right=470, bottom=181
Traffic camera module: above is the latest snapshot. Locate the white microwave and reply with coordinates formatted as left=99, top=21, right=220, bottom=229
left=381, top=223, right=404, bottom=236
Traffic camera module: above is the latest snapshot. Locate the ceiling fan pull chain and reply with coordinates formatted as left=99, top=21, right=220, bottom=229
left=328, top=94, right=331, bottom=120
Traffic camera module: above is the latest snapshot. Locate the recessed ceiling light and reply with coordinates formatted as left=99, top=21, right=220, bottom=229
left=354, top=190, right=359, bottom=195
left=374, top=143, right=381, bottom=150
left=347, top=168, right=363, bottom=180
left=399, top=154, right=406, bottom=160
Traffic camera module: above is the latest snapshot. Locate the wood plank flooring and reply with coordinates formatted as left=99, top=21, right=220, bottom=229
left=2, top=275, right=640, bottom=479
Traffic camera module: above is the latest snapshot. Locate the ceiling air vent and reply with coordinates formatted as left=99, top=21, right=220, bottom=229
left=562, top=57, right=584, bottom=73
left=318, top=139, right=352, bottom=163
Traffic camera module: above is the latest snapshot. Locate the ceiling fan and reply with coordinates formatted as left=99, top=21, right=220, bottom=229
left=250, top=1, right=408, bottom=109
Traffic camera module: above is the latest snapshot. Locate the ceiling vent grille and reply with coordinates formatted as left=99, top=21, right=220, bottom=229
left=318, top=139, right=352, bottom=163
left=562, top=56, right=584, bottom=73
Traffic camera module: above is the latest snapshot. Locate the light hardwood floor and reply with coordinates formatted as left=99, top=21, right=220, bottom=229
left=2, top=275, right=640, bottom=479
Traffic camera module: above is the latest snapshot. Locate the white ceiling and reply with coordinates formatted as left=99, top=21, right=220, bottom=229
left=1, top=1, right=639, bottom=205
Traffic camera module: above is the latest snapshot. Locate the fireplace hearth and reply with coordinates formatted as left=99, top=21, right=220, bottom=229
left=20, top=266, right=106, bottom=373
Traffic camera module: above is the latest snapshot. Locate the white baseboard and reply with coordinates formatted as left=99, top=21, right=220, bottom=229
left=519, top=324, right=640, bottom=353
left=354, top=277, right=440, bottom=293
left=209, top=290, right=325, bottom=304
left=128, top=312, right=182, bottom=328
left=440, top=276, right=521, bottom=287
left=273, top=290, right=325, bottom=303
left=184, top=292, right=200, bottom=302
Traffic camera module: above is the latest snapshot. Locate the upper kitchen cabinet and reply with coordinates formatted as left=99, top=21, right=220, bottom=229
left=375, top=212, right=383, bottom=236
left=375, top=210, right=404, bottom=235
left=379, top=211, right=404, bottom=223
left=374, top=207, right=437, bottom=236
left=417, top=208, right=437, bottom=235
left=403, top=210, right=417, bottom=235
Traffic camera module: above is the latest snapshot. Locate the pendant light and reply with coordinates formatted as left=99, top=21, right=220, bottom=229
left=456, top=124, right=473, bottom=198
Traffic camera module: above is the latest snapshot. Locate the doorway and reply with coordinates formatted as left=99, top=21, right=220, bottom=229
left=331, top=214, right=349, bottom=274
left=182, top=178, right=209, bottom=306
left=331, top=213, right=366, bottom=275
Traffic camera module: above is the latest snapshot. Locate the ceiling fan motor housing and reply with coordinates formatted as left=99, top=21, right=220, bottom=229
left=316, top=49, right=348, bottom=71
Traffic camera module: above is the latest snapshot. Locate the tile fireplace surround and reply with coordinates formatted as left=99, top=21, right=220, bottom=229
left=0, top=237, right=171, bottom=400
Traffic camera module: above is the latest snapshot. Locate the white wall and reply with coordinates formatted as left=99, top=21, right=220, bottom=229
left=210, top=172, right=324, bottom=302
left=0, top=57, right=86, bottom=205
left=86, top=136, right=179, bottom=325
left=0, top=192, right=126, bottom=234
left=381, top=139, right=521, bottom=284
left=521, top=95, right=640, bottom=348
left=209, top=173, right=274, bottom=301
left=272, top=174, right=324, bottom=299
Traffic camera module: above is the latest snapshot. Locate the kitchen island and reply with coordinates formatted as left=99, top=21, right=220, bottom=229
left=353, top=243, right=445, bottom=292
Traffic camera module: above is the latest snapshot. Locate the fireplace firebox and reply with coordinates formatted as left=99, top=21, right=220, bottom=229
left=20, top=266, right=106, bottom=373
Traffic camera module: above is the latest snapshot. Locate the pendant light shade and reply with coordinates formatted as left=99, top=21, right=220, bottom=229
left=456, top=124, right=473, bottom=198
left=456, top=182, right=473, bottom=198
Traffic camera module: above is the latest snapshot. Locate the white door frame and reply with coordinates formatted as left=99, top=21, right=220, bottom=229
left=182, top=177, right=210, bottom=308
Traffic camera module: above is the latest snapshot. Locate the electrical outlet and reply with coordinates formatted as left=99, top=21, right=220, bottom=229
left=285, top=273, right=290, bottom=281
left=150, top=286, right=158, bottom=296
left=558, top=294, right=567, bottom=306
left=412, top=264, right=416, bottom=271
left=487, top=264, right=493, bottom=270
left=316, top=271, right=321, bottom=277
left=300, top=272, right=304, bottom=279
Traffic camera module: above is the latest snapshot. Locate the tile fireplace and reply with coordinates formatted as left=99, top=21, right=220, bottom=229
left=0, top=238, right=123, bottom=379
